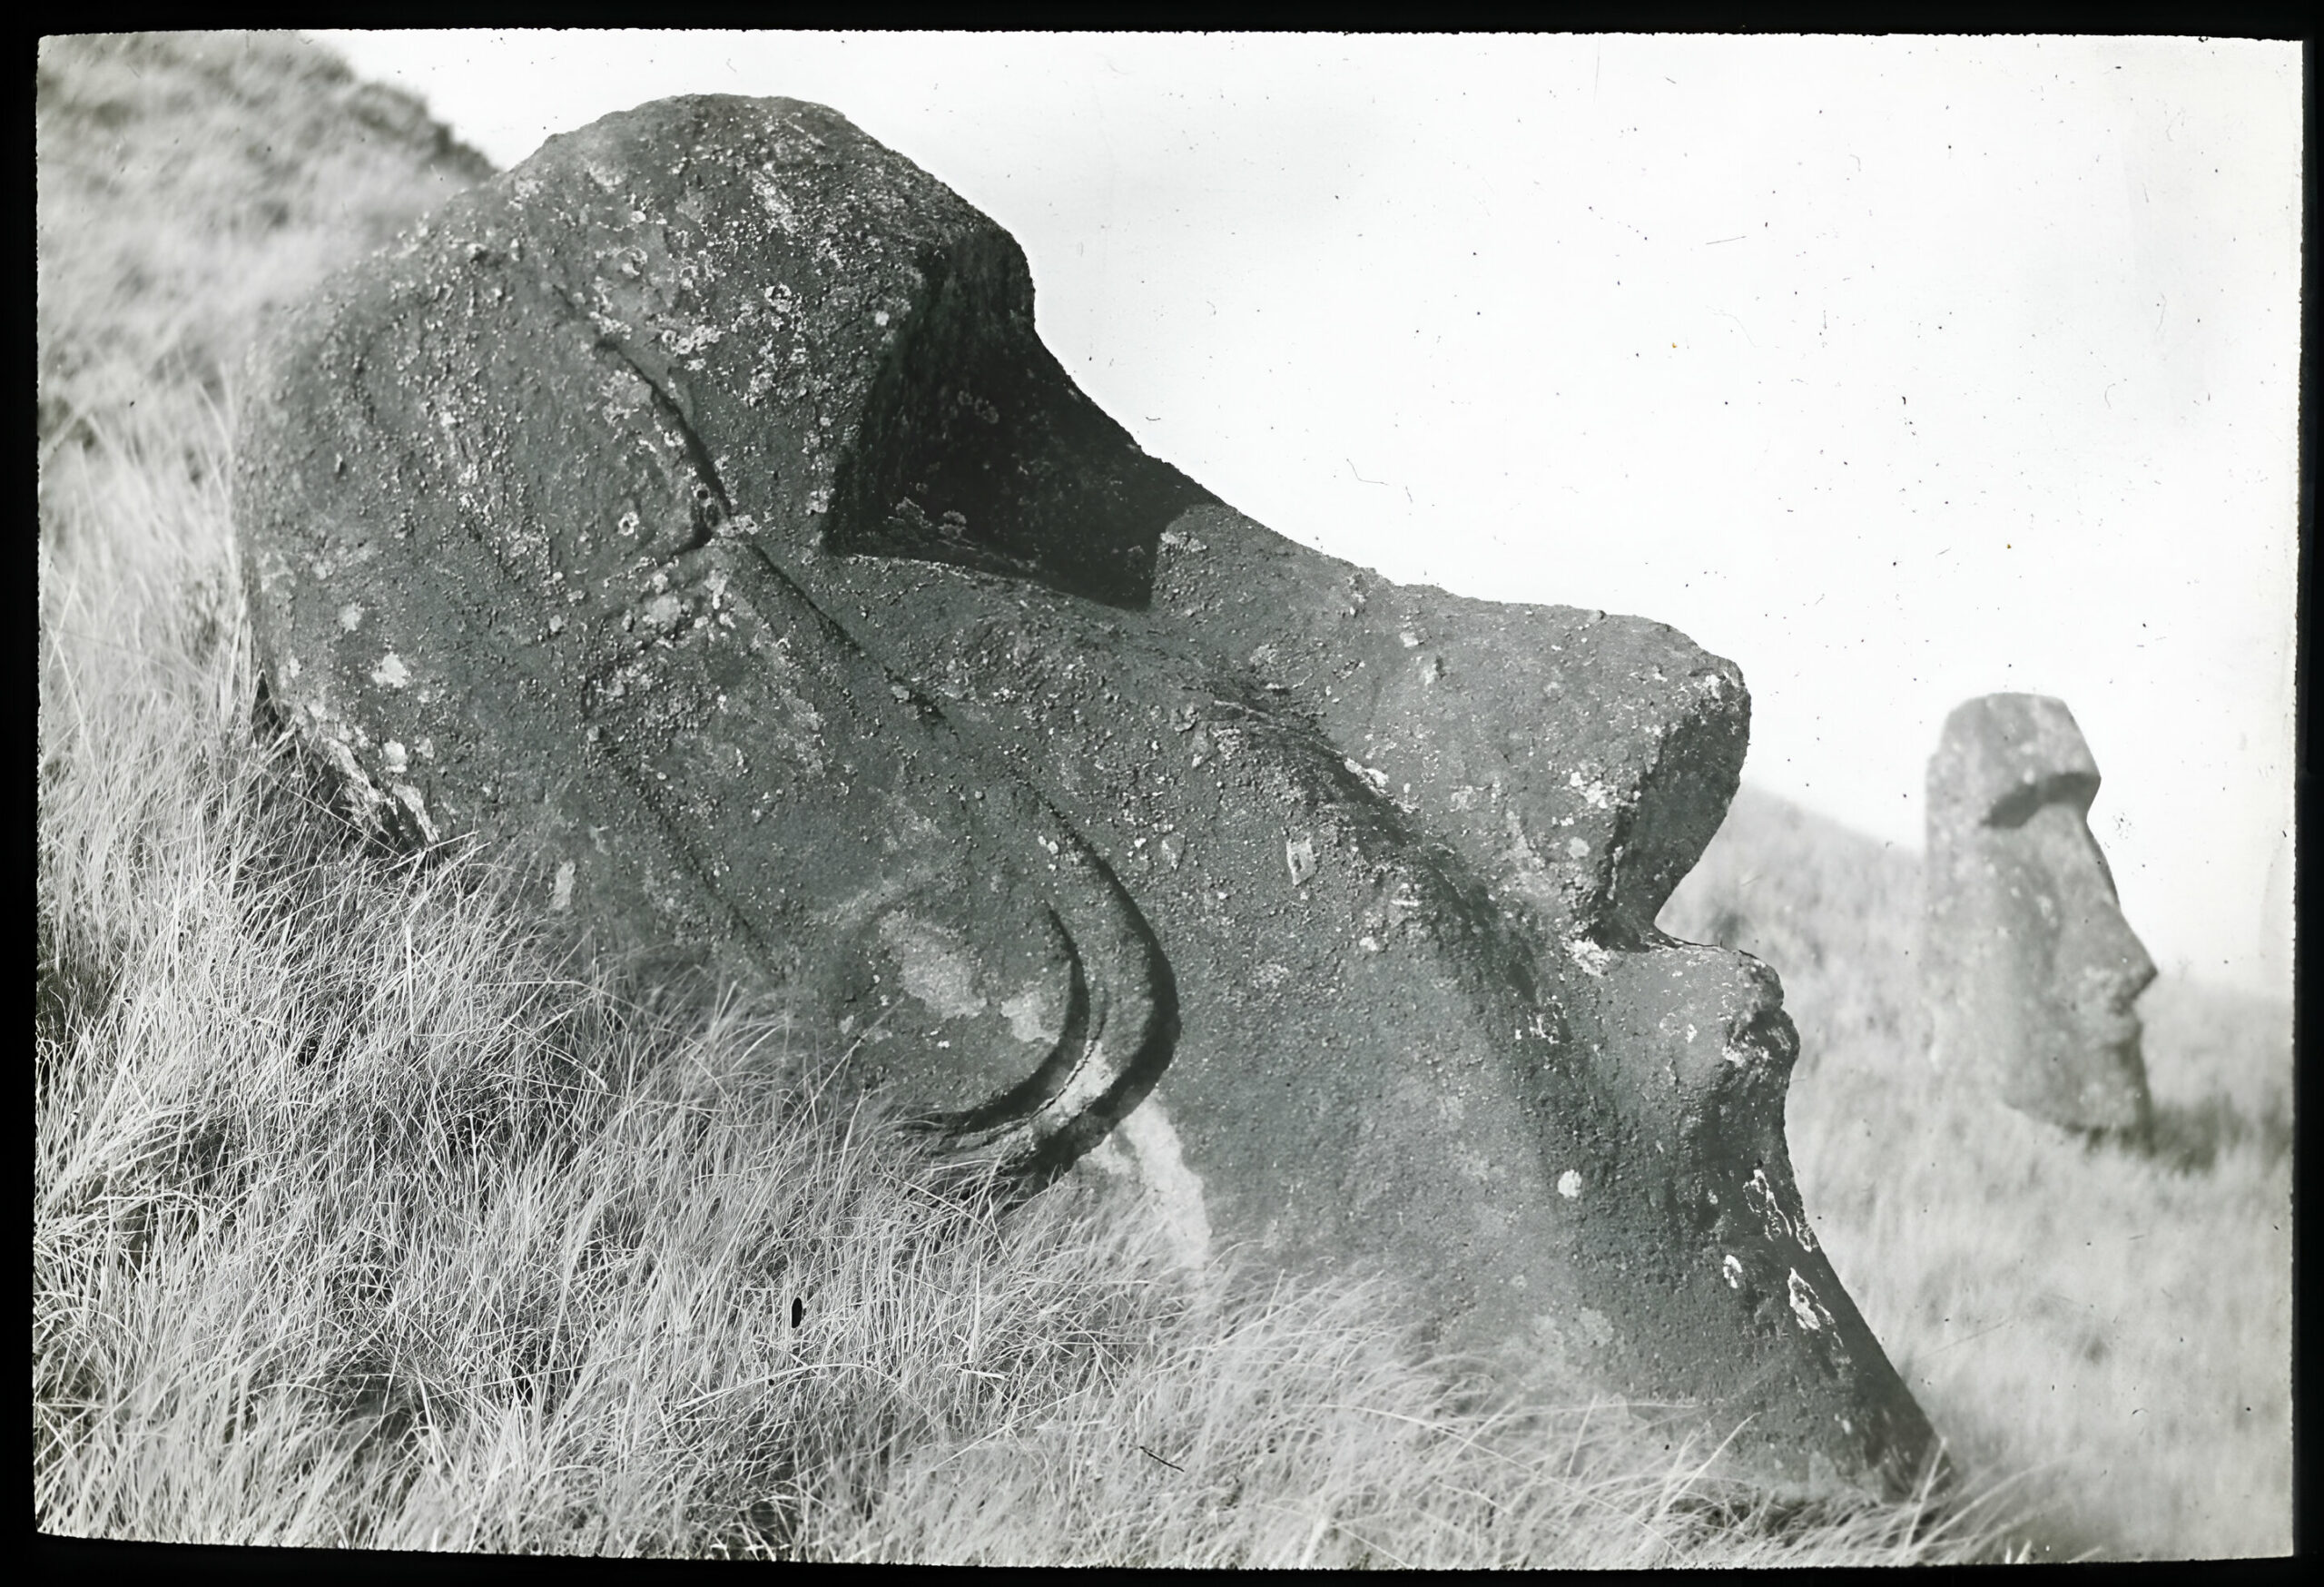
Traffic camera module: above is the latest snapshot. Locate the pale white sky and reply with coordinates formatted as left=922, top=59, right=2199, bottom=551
left=314, top=31, right=2298, bottom=999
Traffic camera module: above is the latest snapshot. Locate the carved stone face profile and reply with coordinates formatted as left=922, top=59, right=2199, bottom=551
left=1924, top=694, right=2158, bottom=1134
left=235, top=94, right=1945, bottom=1498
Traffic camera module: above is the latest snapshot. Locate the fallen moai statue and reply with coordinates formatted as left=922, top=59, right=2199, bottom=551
left=1924, top=694, right=2157, bottom=1137
left=236, top=94, right=1942, bottom=1497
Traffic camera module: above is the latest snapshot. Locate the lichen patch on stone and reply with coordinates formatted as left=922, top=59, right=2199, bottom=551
left=389, top=783, right=439, bottom=843
left=1285, top=834, right=1318, bottom=887
left=1000, top=974, right=1068, bottom=1046
left=876, top=912, right=988, bottom=1021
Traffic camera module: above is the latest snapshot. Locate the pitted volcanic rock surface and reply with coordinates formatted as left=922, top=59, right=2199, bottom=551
left=237, top=94, right=1942, bottom=1497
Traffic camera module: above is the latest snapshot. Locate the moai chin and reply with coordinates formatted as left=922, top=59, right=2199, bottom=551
left=1924, top=694, right=2158, bottom=1135
left=235, top=94, right=1945, bottom=1498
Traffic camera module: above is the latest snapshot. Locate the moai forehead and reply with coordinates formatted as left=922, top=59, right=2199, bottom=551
left=237, top=94, right=1942, bottom=1500
left=1929, top=693, right=2102, bottom=833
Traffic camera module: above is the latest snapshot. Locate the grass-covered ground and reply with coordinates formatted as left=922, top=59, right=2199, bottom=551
left=35, top=31, right=2290, bottom=1562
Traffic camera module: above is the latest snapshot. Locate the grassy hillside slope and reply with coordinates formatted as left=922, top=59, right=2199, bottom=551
left=37, top=31, right=489, bottom=460
left=35, top=31, right=2287, bottom=1562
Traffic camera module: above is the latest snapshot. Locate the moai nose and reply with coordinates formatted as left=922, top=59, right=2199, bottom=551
left=1563, top=941, right=1944, bottom=1496
left=2060, top=819, right=2159, bottom=1004
left=1412, top=608, right=1901, bottom=1488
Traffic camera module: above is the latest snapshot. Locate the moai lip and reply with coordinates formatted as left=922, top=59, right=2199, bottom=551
left=235, top=94, right=1945, bottom=1498
left=1925, top=694, right=2158, bottom=1136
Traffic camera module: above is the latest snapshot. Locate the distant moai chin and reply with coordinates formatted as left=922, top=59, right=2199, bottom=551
left=1923, top=694, right=2157, bottom=1134
left=236, top=94, right=1945, bottom=1498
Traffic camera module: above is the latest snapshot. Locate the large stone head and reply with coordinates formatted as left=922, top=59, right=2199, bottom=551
left=235, top=94, right=1944, bottom=1498
left=1924, top=694, right=2157, bottom=1133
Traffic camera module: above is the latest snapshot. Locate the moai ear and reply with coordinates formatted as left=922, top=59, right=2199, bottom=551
left=235, top=151, right=1178, bottom=1179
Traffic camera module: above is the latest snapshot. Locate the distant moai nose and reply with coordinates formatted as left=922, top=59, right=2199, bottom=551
left=1922, top=694, right=2157, bottom=1135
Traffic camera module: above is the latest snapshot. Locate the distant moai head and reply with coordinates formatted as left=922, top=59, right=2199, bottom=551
left=1924, top=695, right=2156, bottom=1133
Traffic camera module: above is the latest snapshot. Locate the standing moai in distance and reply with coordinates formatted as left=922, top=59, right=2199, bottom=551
left=1924, top=694, right=2157, bottom=1136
